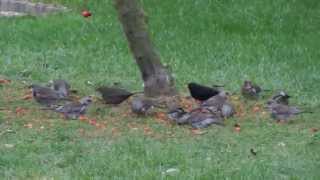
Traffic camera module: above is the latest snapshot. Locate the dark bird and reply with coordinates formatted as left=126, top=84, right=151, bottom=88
left=188, top=82, right=221, bottom=101
left=266, top=100, right=312, bottom=122
left=271, top=91, right=291, bottom=105
left=96, top=86, right=139, bottom=105
left=50, top=79, right=71, bottom=98
left=131, top=98, right=154, bottom=115
left=54, top=96, right=93, bottom=119
left=241, top=80, right=263, bottom=99
left=30, top=84, right=65, bottom=106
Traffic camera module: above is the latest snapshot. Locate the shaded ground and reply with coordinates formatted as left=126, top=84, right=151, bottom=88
left=0, top=0, right=320, bottom=179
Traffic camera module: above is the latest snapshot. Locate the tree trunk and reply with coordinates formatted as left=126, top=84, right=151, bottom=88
left=114, top=0, right=177, bottom=97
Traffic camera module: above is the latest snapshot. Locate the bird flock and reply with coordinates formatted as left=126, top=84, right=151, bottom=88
left=29, top=79, right=312, bottom=128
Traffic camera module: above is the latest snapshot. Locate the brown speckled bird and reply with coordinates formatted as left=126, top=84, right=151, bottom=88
left=54, top=96, right=93, bottom=119
left=266, top=100, right=312, bottom=122
left=241, top=80, right=262, bottom=99
left=51, top=79, right=71, bottom=98
left=30, top=84, right=65, bottom=106
left=271, top=90, right=291, bottom=105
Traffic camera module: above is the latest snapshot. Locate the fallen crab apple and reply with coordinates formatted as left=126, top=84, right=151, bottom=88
left=234, top=123, right=241, bottom=132
left=82, top=10, right=92, bottom=17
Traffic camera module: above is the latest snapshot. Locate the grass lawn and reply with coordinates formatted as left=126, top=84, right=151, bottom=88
left=1, top=0, right=320, bottom=179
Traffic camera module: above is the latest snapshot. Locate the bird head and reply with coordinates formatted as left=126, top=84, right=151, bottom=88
left=279, top=91, right=291, bottom=98
left=28, top=84, right=37, bottom=89
left=243, top=80, right=252, bottom=88
left=217, top=91, right=231, bottom=100
left=167, top=107, right=186, bottom=119
left=265, top=99, right=277, bottom=109
left=95, top=86, right=104, bottom=93
left=187, top=82, right=197, bottom=89
left=29, top=84, right=41, bottom=92
left=79, top=96, right=93, bottom=105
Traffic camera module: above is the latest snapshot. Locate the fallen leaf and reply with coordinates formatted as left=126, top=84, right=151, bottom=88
left=128, top=123, right=138, bottom=129
left=191, top=129, right=207, bottom=135
left=235, top=104, right=246, bottom=117
left=310, top=128, right=319, bottom=133
left=22, top=94, right=33, bottom=100
left=24, top=123, right=33, bottom=129
left=155, top=112, right=167, bottom=120
left=252, top=105, right=261, bottom=113
left=143, top=126, right=153, bottom=135
left=95, top=123, right=106, bottom=129
left=180, top=97, right=195, bottom=111
left=89, top=119, right=97, bottom=126
left=261, top=111, right=268, bottom=115
left=16, top=107, right=27, bottom=116
left=111, top=127, right=120, bottom=136
left=231, top=96, right=240, bottom=101
left=0, top=79, right=11, bottom=84
left=79, top=115, right=88, bottom=121
left=4, top=144, right=15, bottom=148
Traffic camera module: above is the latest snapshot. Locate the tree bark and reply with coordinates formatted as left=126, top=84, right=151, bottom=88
left=114, top=0, right=177, bottom=97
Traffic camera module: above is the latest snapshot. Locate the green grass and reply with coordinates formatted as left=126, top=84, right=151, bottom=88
left=1, top=0, right=320, bottom=179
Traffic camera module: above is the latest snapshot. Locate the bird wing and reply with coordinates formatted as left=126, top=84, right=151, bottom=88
left=35, top=88, right=59, bottom=99
left=57, top=103, right=84, bottom=114
left=289, top=106, right=301, bottom=114
left=272, top=104, right=291, bottom=115
left=253, top=85, right=262, bottom=93
left=201, top=96, right=225, bottom=107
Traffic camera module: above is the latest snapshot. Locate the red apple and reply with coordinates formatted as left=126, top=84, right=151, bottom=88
left=82, top=10, right=92, bottom=18
left=234, top=123, right=241, bottom=132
